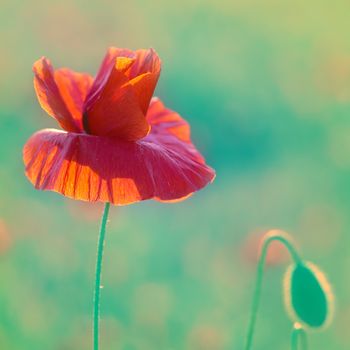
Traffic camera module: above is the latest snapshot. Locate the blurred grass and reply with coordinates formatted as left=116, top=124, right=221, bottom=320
left=1, top=0, right=350, bottom=349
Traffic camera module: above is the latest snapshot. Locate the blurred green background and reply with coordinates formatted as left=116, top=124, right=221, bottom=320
left=1, top=0, right=350, bottom=349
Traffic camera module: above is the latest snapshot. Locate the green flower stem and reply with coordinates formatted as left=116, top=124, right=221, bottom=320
left=244, top=232, right=302, bottom=350
left=291, top=323, right=308, bottom=350
left=93, top=202, right=110, bottom=350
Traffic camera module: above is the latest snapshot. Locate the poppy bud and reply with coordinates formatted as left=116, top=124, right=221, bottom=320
left=283, top=262, right=334, bottom=329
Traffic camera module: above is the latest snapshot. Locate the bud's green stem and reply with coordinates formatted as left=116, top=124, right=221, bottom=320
left=244, top=230, right=302, bottom=350
left=291, top=323, right=308, bottom=350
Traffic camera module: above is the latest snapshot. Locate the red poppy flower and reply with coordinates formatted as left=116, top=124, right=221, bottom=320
left=23, top=47, right=215, bottom=205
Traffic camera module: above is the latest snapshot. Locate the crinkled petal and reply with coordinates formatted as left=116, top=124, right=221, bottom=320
left=128, top=49, right=161, bottom=113
left=129, top=48, right=161, bottom=79
left=83, top=56, right=150, bottom=141
left=145, top=98, right=206, bottom=164
left=84, top=48, right=135, bottom=112
left=54, top=68, right=93, bottom=131
left=82, top=47, right=161, bottom=141
left=129, top=71, right=160, bottom=115
left=33, top=57, right=82, bottom=132
left=23, top=127, right=215, bottom=205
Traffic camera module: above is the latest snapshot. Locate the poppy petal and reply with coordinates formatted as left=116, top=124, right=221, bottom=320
left=83, top=56, right=150, bottom=141
left=83, top=48, right=160, bottom=140
left=54, top=68, right=93, bottom=131
left=23, top=127, right=215, bottom=205
left=145, top=98, right=206, bottom=164
left=129, top=71, right=160, bottom=115
left=128, top=49, right=161, bottom=113
left=129, top=48, right=161, bottom=79
left=33, top=57, right=81, bottom=132
left=84, top=47, right=135, bottom=112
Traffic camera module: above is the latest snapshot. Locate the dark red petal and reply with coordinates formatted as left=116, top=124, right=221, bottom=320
left=129, top=71, right=160, bottom=115
left=83, top=48, right=161, bottom=140
left=33, top=57, right=81, bottom=132
left=23, top=128, right=215, bottom=205
left=145, top=98, right=206, bottom=164
left=83, top=56, right=150, bottom=141
left=84, top=47, right=135, bottom=112
left=129, top=48, right=161, bottom=79
left=128, top=49, right=161, bottom=113
left=54, top=68, right=93, bottom=131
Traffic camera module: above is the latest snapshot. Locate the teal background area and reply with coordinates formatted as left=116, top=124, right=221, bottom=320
left=1, top=0, right=350, bottom=349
